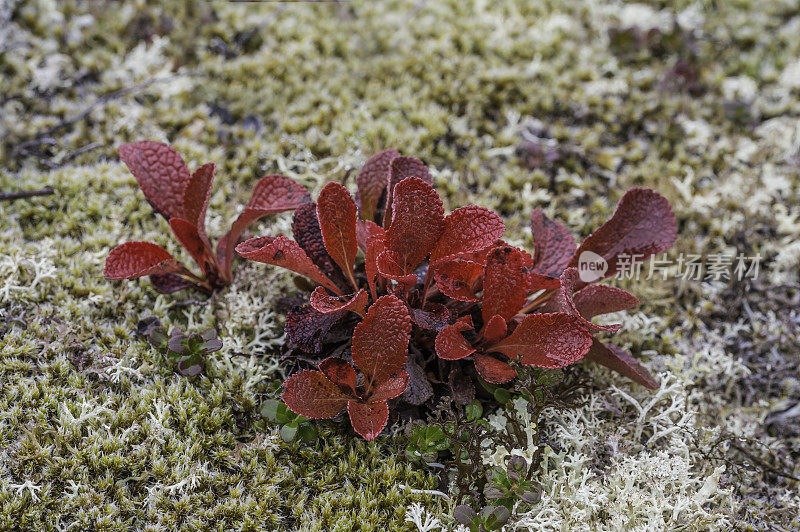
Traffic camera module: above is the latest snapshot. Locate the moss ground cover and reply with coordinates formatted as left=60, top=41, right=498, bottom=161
left=1, top=0, right=799, bottom=529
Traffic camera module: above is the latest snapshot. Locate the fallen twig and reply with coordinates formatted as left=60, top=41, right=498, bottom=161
left=0, top=186, right=55, bottom=202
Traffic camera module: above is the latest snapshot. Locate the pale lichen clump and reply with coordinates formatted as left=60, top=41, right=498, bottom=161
left=2, top=0, right=800, bottom=529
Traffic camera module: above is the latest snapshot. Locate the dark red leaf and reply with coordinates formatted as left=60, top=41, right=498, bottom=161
left=285, top=305, right=345, bottom=353
left=411, top=302, right=451, bottom=331
left=574, top=284, right=639, bottom=319
left=356, top=219, right=384, bottom=252
left=402, top=357, right=434, bottom=405
left=530, top=210, right=575, bottom=277
left=491, top=312, right=593, bottom=368
left=356, top=149, right=399, bottom=222
left=319, top=358, right=358, bottom=397
left=585, top=339, right=658, bottom=389
left=217, top=174, right=310, bottom=279
left=482, top=246, right=530, bottom=323
left=169, top=218, right=216, bottom=275
left=448, top=365, right=476, bottom=405
left=383, top=156, right=433, bottom=228
left=483, top=314, right=507, bottom=344
left=368, top=370, right=410, bottom=403
left=282, top=370, right=349, bottom=419
left=474, top=353, right=517, bottom=384
left=433, top=259, right=485, bottom=302
left=351, top=295, right=411, bottom=391
left=149, top=273, right=196, bottom=294
left=181, top=162, right=215, bottom=237
left=376, top=250, right=418, bottom=294
left=317, top=182, right=359, bottom=288
left=118, top=141, right=191, bottom=220
left=527, top=272, right=561, bottom=292
left=292, top=202, right=348, bottom=287
left=309, top=287, right=369, bottom=317
left=236, top=235, right=342, bottom=295
left=430, top=205, right=505, bottom=265
left=347, top=400, right=389, bottom=441
left=542, top=268, right=622, bottom=332
left=435, top=316, right=476, bottom=361
left=104, top=241, right=184, bottom=279
left=365, top=233, right=386, bottom=301
left=386, top=178, right=445, bottom=272
left=568, top=188, right=677, bottom=286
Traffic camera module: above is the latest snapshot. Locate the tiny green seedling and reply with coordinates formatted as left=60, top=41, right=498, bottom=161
left=261, top=399, right=318, bottom=443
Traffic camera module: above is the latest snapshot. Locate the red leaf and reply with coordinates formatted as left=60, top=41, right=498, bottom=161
left=368, top=370, right=410, bottom=403
left=236, top=235, right=341, bottom=295
left=474, top=353, right=516, bottom=384
left=351, top=295, right=411, bottom=391
left=376, top=251, right=418, bottom=294
left=217, top=174, right=310, bottom=279
left=491, top=312, right=593, bottom=368
left=104, top=241, right=184, bottom=279
left=483, top=315, right=507, bottom=344
left=527, top=272, right=561, bottom=292
left=181, top=162, right=215, bottom=237
left=150, top=273, right=197, bottom=294
left=285, top=305, right=345, bottom=353
left=433, top=259, right=485, bottom=302
left=282, top=370, right=349, bottom=419
left=585, top=339, right=658, bottom=389
left=317, top=182, right=359, bottom=288
left=386, top=178, right=445, bottom=272
left=356, top=219, right=384, bottom=252
left=319, top=358, right=358, bottom=397
left=482, top=246, right=530, bottom=323
left=435, top=316, right=476, bottom=361
left=411, top=302, right=451, bottom=331
left=542, top=268, right=622, bottom=332
left=309, top=287, right=369, bottom=317
left=118, top=141, right=191, bottom=220
left=365, top=233, right=386, bottom=301
left=430, top=205, right=505, bottom=265
left=169, top=218, right=216, bottom=275
left=347, top=400, right=389, bottom=441
left=573, top=285, right=639, bottom=319
left=384, top=156, right=432, bottom=227
left=293, top=202, right=348, bottom=287
left=356, top=149, right=399, bottom=222
left=530, top=210, right=575, bottom=277
left=568, top=188, right=677, bottom=286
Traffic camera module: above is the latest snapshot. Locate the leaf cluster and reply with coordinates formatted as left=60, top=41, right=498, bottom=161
left=139, top=317, right=222, bottom=377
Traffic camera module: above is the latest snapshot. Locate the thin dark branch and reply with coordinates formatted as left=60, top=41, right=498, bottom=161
left=0, top=186, right=55, bottom=202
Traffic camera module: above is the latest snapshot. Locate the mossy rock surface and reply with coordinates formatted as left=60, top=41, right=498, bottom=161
left=1, top=0, right=799, bottom=530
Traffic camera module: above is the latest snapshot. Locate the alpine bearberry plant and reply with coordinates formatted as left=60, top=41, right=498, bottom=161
left=104, top=141, right=311, bottom=294
left=238, top=149, right=678, bottom=441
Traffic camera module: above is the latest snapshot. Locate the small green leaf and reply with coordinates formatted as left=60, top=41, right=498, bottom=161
left=261, top=400, right=281, bottom=422
left=297, top=422, right=317, bottom=443
left=519, top=489, right=541, bottom=504
left=507, top=455, right=527, bottom=483
left=493, top=388, right=511, bottom=404
left=481, top=505, right=510, bottom=530
left=465, top=399, right=483, bottom=421
left=147, top=326, right=169, bottom=349
left=275, top=402, right=291, bottom=424
left=176, top=355, right=203, bottom=377
left=453, top=505, right=477, bottom=526
left=280, top=423, right=298, bottom=442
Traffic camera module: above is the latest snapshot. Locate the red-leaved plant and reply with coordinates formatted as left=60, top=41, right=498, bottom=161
left=104, top=141, right=310, bottom=293
left=238, top=150, right=677, bottom=439
left=282, top=295, right=412, bottom=440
